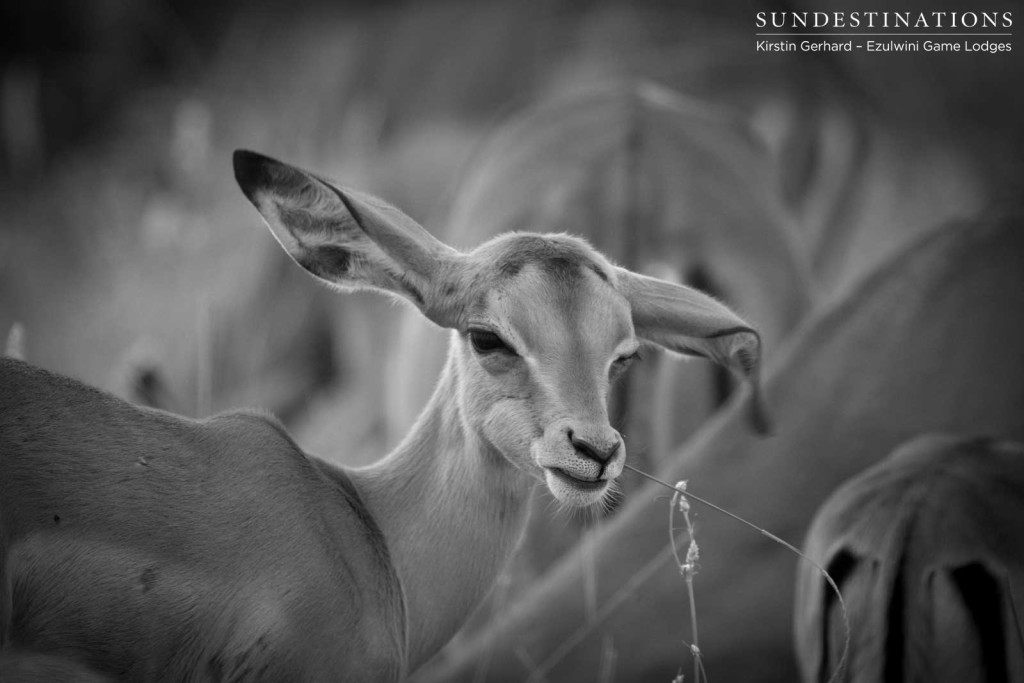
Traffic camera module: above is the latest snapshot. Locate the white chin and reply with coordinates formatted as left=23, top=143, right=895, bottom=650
left=543, top=468, right=609, bottom=506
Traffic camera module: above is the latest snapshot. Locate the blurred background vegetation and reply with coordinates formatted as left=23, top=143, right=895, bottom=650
left=2, top=0, right=1022, bottom=677
left=1, top=0, right=1021, bottom=457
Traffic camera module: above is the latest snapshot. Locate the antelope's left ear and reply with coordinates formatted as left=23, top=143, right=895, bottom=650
left=233, top=150, right=465, bottom=328
left=616, top=268, right=771, bottom=435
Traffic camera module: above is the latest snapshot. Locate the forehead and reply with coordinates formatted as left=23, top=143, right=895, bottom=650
left=470, top=234, right=632, bottom=345
left=472, top=232, right=613, bottom=281
left=490, top=235, right=612, bottom=284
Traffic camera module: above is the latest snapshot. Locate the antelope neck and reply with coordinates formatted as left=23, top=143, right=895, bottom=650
left=349, top=351, right=533, bottom=670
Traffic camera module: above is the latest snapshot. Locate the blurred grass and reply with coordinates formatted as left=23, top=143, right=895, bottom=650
left=2, top=2, right=1023, bottom=678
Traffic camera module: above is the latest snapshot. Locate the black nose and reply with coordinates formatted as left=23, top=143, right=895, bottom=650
left=568, top=430, right=620, bottom=463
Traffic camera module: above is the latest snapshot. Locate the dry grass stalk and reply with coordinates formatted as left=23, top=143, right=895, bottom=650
left=624, top=464, right=850, bottom=683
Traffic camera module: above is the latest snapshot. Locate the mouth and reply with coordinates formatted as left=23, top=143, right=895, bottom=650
left=546, top=467, right=609, bottom=492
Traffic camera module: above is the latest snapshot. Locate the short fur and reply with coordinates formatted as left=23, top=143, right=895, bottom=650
left=1, top=358, right=405, bottom=681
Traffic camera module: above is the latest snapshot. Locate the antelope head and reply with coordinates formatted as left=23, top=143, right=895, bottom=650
left=233, top=150, right=767, bottom=508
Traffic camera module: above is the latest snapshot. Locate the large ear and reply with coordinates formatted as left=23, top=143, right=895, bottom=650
left=616, top=268, right=771, bottom=434
left=233, top=149, right=462, bottom=327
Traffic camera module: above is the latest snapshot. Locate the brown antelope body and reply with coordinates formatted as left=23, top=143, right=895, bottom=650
left=796, top=434, right=1024, bottom=683
left=0, top=151, right=764, bottom=681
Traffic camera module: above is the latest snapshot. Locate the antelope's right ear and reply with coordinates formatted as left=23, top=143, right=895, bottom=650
left=233, top=150, right=463, bottom=327
left=616, top=268, right=772, bottom=435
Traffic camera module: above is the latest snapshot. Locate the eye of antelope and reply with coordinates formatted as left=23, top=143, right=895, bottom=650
left=468, top=328, right=515, bottom=356
left=609, top=349, right=640, bottom=380
left=614, top=350, right=640, bottom=367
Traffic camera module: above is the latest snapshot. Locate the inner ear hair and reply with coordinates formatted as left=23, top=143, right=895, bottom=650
left=234, top=149, right=464, bottom=328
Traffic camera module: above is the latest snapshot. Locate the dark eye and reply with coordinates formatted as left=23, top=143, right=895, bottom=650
left=610, top=350, right=640, bottom=378
left=614, top=350, right=640, bottom=367
left=469, top=329, right=514, bottom=355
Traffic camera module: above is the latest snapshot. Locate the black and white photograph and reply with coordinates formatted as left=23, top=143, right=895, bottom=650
left=1, top=1, right=1022, bottom=681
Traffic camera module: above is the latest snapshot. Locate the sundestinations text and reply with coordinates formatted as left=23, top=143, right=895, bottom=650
left=755, top=11, right=1012, bottom=29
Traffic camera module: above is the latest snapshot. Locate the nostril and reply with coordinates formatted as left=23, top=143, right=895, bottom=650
left=570, top=433, right=620, bottom=463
